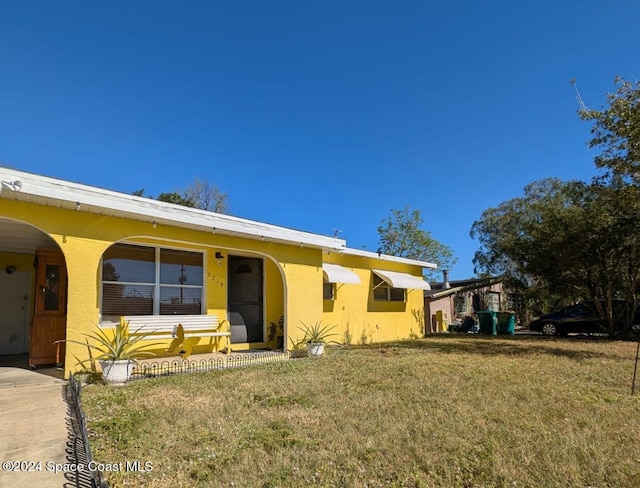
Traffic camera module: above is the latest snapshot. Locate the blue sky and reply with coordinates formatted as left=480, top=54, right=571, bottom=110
left=1, top=1, right=637, bottom=280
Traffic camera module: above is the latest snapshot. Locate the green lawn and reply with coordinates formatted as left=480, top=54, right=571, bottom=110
left=82, top=336, right=640, bottom=487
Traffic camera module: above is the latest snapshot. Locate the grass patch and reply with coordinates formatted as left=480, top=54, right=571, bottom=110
left=82, top=336, right=640, bottom=487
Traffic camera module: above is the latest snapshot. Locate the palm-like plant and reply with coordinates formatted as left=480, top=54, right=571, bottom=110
left=64, top=321, right=162, bottom=363
left=299, top=321, right=338, bottom=344
left=87, top=321, right=162, bottom=361
left=60, top=321, right=164, bottom=384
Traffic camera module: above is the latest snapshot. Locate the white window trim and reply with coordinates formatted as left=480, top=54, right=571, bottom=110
left=373, top=274, right=406, bottom=302
left=486, top=291, right=501, bottom=312
left=100, top=242, right=206, bottom=322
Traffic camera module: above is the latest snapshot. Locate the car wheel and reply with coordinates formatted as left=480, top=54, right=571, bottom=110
left=541, top=322, right=558, bottom=336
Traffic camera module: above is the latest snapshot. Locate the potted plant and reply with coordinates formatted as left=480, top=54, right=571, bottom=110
left=299, top=321, right=338, bottom=358
left=64, top=321, right=162, bottom=385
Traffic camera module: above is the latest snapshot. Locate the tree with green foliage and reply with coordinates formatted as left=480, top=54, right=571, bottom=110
left=157, top=191, right=197, bottom=207
left=470, top=178, right=584, bottom=308
left=132, top=178, right=228, bottom=213
left=579, top=76, right=640, bottom=183
left=377, top=206, right=456, bottom=280
left=472, top=77, right=640, bottom=336
left=471, top=178, right=640, bottom=334
left=579, top=76, right=640, bottom=334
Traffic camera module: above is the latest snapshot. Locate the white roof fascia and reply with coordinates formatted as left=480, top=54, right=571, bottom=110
left=0, top=167, right=346, bottom=251
left=341, top=247, right=437, bottom=269
left=322, top=263, right=361, bottom=284
left=372, top=269, right=432, bottom=290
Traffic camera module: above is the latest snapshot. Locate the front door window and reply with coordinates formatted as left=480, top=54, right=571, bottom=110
left=44, top=264, right=61, bottom=311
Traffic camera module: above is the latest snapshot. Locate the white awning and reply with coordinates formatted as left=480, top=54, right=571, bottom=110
left=372, top=269, right=431, bottom=290
left=322, top=264, right=361, bottom=284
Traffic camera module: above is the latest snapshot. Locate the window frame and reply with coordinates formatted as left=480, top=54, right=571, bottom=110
left=323, top=282, right=335, bottom=300
left=485, top=291, right=501, bottom=311
left=101, top=243, right=205, bottom=322
left=373, top=274, right=406, bottom=302
left=454, top=294, right=468, bottom=316
left=506, top=293, right=524, bottom=311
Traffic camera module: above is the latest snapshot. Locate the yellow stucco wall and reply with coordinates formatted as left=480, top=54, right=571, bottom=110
left=322, top=253, right=426, bottom=344
left=264, top=258, right=285, bottom=346
left=1, top=200, right=325, bottom=374
left=1, top=198, right=428, bottom=376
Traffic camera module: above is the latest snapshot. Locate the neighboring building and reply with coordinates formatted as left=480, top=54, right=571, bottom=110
left=0, top=168, right=435, bottom=377
left=424, top=274, right=523, bottom=332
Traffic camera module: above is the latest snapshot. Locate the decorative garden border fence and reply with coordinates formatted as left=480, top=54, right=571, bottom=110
left=131, top=351, right=290, bottom=379
left=69, top=374, right=108, bottom=488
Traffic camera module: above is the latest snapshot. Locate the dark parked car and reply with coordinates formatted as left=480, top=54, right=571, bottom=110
left=528, top=303, right=607, bottom=336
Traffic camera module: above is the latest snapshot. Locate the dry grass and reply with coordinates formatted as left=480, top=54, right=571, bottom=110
left=82, top=336, right=640, bottom=487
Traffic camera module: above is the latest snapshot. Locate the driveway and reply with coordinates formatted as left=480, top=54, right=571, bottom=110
left=0, top=363, right=70, bottom=488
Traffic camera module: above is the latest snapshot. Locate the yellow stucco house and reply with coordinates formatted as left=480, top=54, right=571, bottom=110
left=0, top=167, right=435, bottom=377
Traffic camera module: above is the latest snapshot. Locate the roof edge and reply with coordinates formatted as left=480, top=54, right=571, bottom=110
left=339, top=247, right=438, bottom=269
left=0, top=167, right=346, bottom=250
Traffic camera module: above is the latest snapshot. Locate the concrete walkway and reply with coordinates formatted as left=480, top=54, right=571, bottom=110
left=0, top=365, right=70, bottom=488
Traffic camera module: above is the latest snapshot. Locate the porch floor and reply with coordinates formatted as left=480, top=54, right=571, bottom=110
left=0, top=354, right=65, bottom=381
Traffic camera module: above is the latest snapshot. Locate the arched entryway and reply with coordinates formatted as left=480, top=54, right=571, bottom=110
left=227, top=252, right=287, bottom=350
left=96, top=239, right=287, bottom=352
left=0, top=218, right=67, bottom=368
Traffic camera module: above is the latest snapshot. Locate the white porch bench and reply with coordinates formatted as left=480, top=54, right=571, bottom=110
left=120, top=315, right=231, bottom=354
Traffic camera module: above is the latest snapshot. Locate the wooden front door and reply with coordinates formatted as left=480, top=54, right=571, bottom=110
left=30, top=249, right=67, bottom=367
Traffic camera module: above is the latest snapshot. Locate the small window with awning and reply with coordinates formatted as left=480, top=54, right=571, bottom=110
left=322, top=264, right=360, bottom=301
left=372, top=269, right=431, bottom=302
left=323, top=282, right=335, bottom=300
left=322, top=264, right=361, bottom=284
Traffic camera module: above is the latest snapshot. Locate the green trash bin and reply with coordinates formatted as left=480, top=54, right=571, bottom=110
left=477, top=311, right=497, bottom=335
left=497, top=311, right=516, bottom=335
